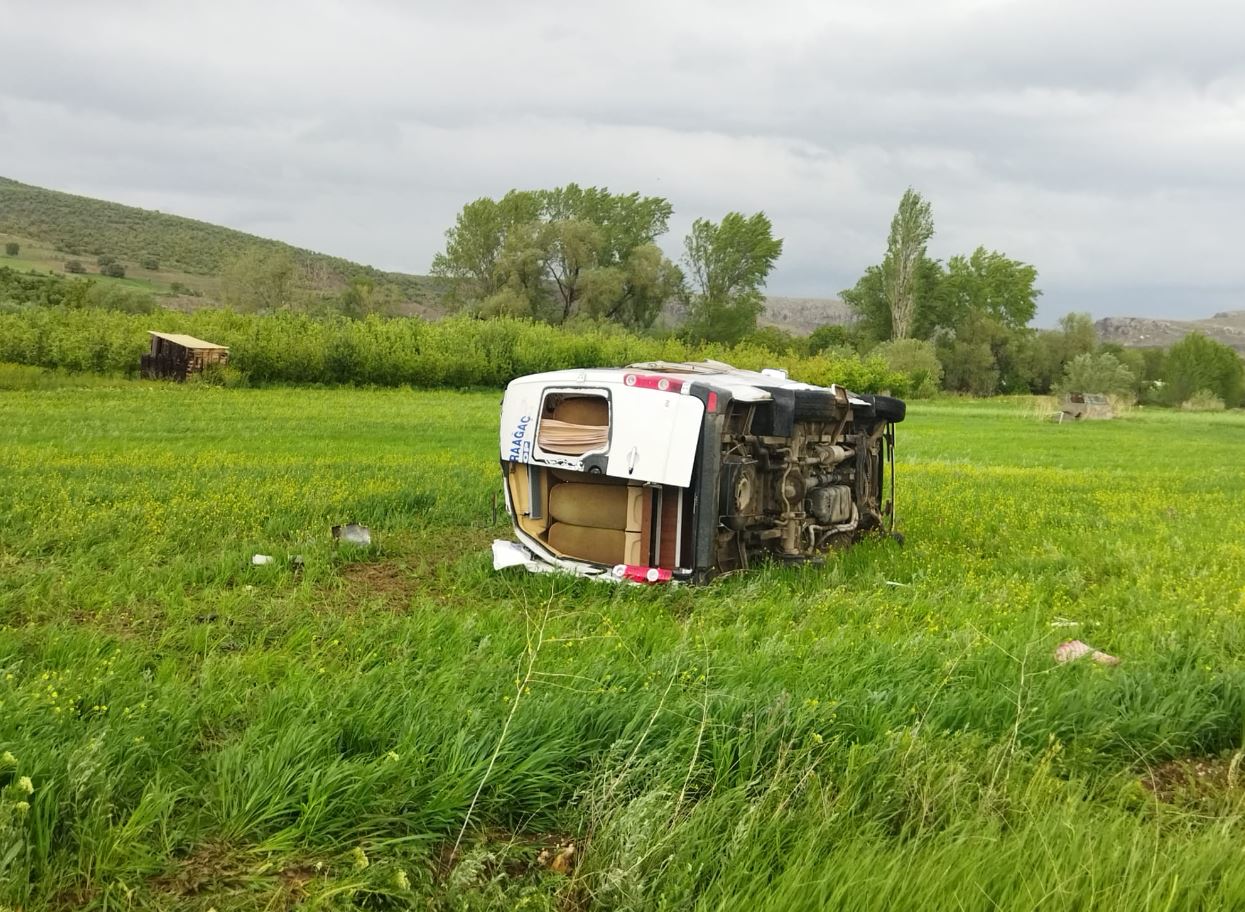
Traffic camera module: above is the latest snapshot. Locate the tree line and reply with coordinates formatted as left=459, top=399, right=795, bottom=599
left=426, top=183, right=1242, bottom=407
left=835, top=189, right=1243, bottom=407
left=430, top=184, right=781, bottom=343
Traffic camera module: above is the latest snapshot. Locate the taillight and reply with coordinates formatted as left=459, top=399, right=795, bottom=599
left=623, top=373, right=684, bottom=393
left=706, top=391, right=718, bottom=413
left=613, top=564, right=673, bottom=584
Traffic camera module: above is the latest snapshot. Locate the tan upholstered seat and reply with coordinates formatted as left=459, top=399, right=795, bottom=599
left=543, top=474, right=647, bottom=566
left=548, top=483, right=643, bottom=530
left=548, top=522, right=629, bottom=566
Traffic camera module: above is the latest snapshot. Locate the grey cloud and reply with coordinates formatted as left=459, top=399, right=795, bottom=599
left=2, top=0, right=1243, bottom=322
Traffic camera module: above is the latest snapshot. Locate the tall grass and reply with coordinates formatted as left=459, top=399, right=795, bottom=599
left=1, top=387, right=1243, bottom=908
left=0, top=306, right=913, bottom=393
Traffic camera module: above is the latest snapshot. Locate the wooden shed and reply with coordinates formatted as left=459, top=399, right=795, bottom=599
left=1059, top=392, right=1114, bottom=421
left=141, top=331, right=229, bottom=380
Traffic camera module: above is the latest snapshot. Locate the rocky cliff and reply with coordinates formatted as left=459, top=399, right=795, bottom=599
left=1095, top=311, right=1245, bottom=353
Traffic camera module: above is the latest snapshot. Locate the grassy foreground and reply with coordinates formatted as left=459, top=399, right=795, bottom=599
left=2, top=385, right=1245, bottom=910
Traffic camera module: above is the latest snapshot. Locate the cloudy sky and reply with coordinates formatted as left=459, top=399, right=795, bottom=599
left=3, top=0, right=1243, bottom=323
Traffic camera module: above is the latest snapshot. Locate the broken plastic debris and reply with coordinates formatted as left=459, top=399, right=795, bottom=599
left=332, top=523, right=372, bottom=546
left=492, top=540, right=641, bottom=583
left=251, top=554, right=274, bottom=566
left=492, top=539, right=532, bottom=570
left=1054, top=639, right=1120, bottom=666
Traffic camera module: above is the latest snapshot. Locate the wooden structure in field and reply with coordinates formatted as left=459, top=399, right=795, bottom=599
left=141, top=331, right=229, bottom=381
left=1059, top=392, right=1114, bottom=421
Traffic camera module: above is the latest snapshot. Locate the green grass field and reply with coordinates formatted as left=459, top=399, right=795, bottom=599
left=2, top=384, right=1244, bottom=910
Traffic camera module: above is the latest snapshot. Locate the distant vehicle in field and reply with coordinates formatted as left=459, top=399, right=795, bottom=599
left=497, top=360, right=905, bottom=583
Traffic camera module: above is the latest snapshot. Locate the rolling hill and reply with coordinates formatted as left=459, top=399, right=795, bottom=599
left=0, top=177, right=444, bottom=311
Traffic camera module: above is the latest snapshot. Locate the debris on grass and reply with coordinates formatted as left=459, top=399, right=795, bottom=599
left=332, top=523, right=372, bottom=546
left=1054, top=639, right=1120, bottom=666
left=1141, top=753, right=1245, bottom=803
left=537, top=842, right=576, bottom=875
left=251, top=554, right=274, bottom=566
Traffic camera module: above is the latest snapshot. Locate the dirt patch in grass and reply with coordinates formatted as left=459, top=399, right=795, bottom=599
left=148, top=843, right=252, bottom=897
left=337, top=525, right=497, bottom=610
left=276, top=863, right=321, bottom=903
left=147, top=844, right=324, bottom=909
left=49, top=884, right=96, bottom=911
left=401, top=525, right=497, bottom=574
left=70, top=604, right=156, bottom=640
left=341, top=559, right=419, bottom=607
left=1141, top=754, right=1244, bottom=803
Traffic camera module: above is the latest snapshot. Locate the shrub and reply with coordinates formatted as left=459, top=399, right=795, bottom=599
left=808, top=324, right=856, bottom=354
left=1181, top=390, right=1226, bottom=412
left=1163, top=333, right=1244, bottom=407
left=743, top=325, right=802, bottom=355
left=0, top=362, right=122, bottom=390
left=84, top=284, right=155, bottom=314
left=100, top=263, right=127, bottom=278
left=870, top=338, right=943, bottom=398
left=1058, top=352, right=1137, bottom=398
left=64, top=260, right=86, bottom=274
left=4, top=242, right=18, bottom=256
left=193, top=362, right=248, bottom=388
left=0, top=307, right=921, bottom=392
left=96, top=254, right=115, bottom=267
left=141, top=257, right=159, bottom=270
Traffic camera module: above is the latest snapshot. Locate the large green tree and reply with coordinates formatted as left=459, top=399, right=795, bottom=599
left=430, top=184, right=678, bottom=329
left=936, top=313, right=1044, bottom=396
left=430, top=191, right=541, bottom=303
left=681, top=212, right=783, bottom=344
left=940, top=247, right=1039, bottom=330
left=881, top=189, right=934, bottom=339
left=575, top=242, right=683, bottom=328
left=842, top=255, right=944, bottom=343
left=843, top=191, right=1041, bottom=345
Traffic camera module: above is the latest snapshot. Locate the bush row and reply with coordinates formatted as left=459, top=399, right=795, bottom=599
left=0, top=305, right=916, bottom=394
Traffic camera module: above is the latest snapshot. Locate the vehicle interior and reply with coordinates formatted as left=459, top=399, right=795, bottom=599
left=535, top=393, right=610, bottom=455
left=505, top=462, right=691, bottom=570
